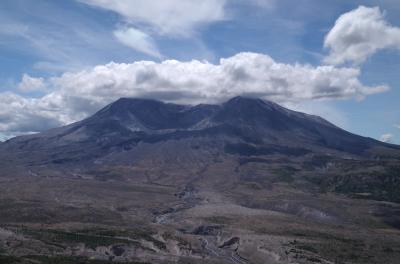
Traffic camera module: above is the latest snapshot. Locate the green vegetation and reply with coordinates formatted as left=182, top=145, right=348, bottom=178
left=0, top=255, right=20, bottom=264
left=283, top=233, right=400, bottom=264
left=22, top=228, right=138, bottom=249
left=355, top=216, right=392, bottom=229
left=271, top=167, right=297, bottom=183
left=305, top=163, right=400, bottom=203
left=333, top=167, right=400, bottom=202
left=3, top=255, right=150, bottom=264
left=240, top=181, right=263, bottom=190
left=203, top=216, right=234, bottom=225
left=17, top=226, right=166, bottom=251
left=295, top=243, right=319, bottom=254
left=77, top=227, right=166, bottom=250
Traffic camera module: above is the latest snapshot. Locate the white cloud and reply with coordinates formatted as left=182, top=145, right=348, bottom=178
left=79, top=0, right=227, bottom=37
left=17, top=74, right=46, bottom=93
left=380, top=133, right=394, bottom=143
left=49, top=52, right=388, bottom=104
left=0, top=52, right=389, bottom=137
left=0, top=92, right=63, bottom=134
left=324, top=6, right=400, bottom=65
left=395, top=124, right=400, bottom=129
left=114, top=27, right=162, bottom=58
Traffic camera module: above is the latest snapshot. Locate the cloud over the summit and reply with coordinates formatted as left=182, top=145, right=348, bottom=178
left=324, top=6, right=400, bottom=65
left=380, top=133, right=394, bottom=143
left=1, top=52, right=388, bottom=137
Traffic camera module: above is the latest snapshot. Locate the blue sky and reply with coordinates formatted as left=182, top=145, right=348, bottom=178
left=0, top=0, right=399, bottom=143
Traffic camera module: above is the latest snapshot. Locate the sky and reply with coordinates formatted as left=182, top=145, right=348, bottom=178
left=0, top=0, right=399, bottom=143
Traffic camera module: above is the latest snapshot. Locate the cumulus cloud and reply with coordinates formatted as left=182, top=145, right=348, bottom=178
left=114, top=27, right=162, bottom=58
left=0, top=52, right=388, bottom=138
left=324, top=6, right=400, bottom=65
left=79, top=0, right=226, bottom=37
left=380, top=133, right=394, bottom=143
left=17, top=74, right=46, bottom=93
left=0, top=93, right=63, bottom=135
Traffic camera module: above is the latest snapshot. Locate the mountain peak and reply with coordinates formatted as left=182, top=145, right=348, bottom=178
left=106, top=97, right=168, bottom=112
left=213, top=96, right=288, bottom=126
left=225, top=96, right=267, bottom=105
left=224, top=96, right=282, bottom=110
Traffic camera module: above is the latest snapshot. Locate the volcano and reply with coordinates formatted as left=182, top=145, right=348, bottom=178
left=0, top=97, right=399, bottom=264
